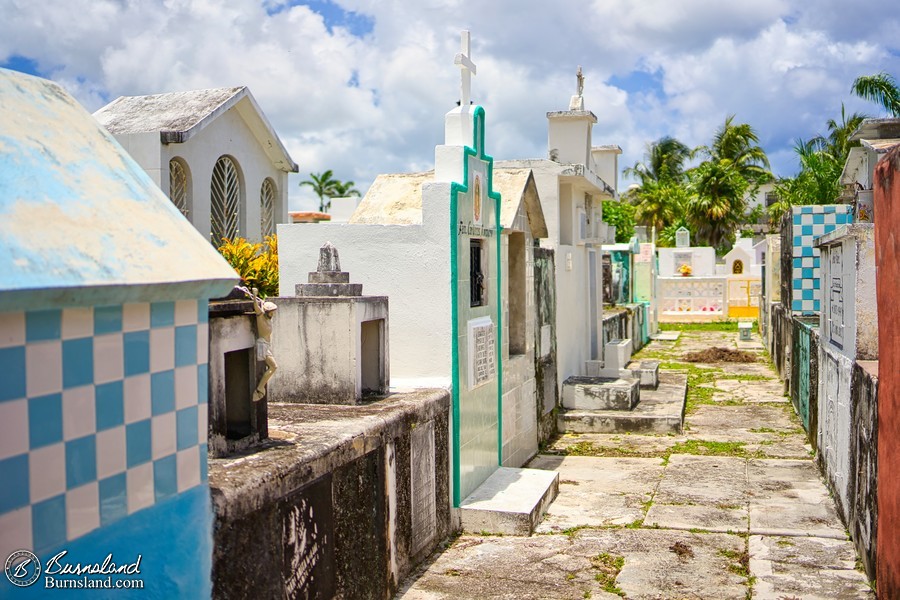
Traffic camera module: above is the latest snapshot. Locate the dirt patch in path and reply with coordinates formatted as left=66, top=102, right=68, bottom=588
left=683, top=347, right=758, bottom=363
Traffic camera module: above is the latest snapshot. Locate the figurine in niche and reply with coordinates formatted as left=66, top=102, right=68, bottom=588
left=239, top=286, right=278, bottom=401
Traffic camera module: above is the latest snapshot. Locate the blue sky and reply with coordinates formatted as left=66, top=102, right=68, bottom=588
left=2, top=0, right=898, bottom=210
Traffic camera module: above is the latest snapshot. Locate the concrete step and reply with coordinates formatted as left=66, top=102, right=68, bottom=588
left=459, top=467, right=559, bottom=536
left=627, top=359, right=660, bottom=389
left=558, top=372, right=687, bottom=434
left=562, top=376, right=640, bottom=410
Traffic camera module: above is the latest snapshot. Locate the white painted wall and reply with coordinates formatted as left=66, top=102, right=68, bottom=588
left=658, top=247, right=717, bottom=277
left=500, top=202, right=538, bottom=468
left=113, top=103, right=290, bottom=243
left=818, top=346, right=853, bottom=516
left=278, top=182, right=453, bottom=386
left=817, top=225, right=878, bottom=362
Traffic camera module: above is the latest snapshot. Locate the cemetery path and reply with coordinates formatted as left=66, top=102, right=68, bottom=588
left=396, top=327, right=874, bottom=600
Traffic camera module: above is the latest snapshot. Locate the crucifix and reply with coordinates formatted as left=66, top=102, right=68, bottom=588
left=576, top=66, right=584, bottom=96
left=454, top=30, right=477, bottom=107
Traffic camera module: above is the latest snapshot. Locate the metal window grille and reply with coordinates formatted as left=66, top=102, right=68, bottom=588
left=470, top=239, right=484, bottom=307
left=260, top=178, right=275, bottom=238
left=168, top=159, right=189, bottom=217
left=210, top=156, right=240, bottom=244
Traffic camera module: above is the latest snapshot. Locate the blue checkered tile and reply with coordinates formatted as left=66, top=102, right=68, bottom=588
left=790, top=205, right=852, bottom=315
left=0, top=300, right=208, bottom=556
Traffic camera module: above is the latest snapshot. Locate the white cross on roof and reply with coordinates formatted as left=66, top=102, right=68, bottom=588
left=454, top=30, right=477, bottom=107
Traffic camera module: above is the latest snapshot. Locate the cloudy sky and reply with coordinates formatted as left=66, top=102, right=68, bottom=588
left=2, top=0, right=898, bottom=210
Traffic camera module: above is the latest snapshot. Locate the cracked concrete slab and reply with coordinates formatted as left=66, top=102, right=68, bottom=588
left=645, top=502, right=747, bottom=533
left=397, top=329, right=874, bottom=598
left=528, top=456, right=663, bottom=531
left=653, top=455, right=748, bottom=506
left=750, top=535, right=873, bottom=599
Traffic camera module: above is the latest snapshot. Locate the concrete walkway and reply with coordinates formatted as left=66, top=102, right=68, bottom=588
left=397, top=327, right=874, bottom=599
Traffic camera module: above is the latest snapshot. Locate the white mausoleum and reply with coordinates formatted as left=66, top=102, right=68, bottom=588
left=94, top=87, right=298, bottom=244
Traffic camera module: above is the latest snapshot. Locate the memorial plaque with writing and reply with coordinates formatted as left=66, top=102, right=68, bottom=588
left=635, top=242, right=654, bottom=263
left=467, top=317, right=496, bottom=388
left=829, top=247, right=844, bottom=350
left=280, top=475, right=335, bottom=600
left=410, top=421, right=437, bottom=556
left=675, top=227, right=690, bottom=248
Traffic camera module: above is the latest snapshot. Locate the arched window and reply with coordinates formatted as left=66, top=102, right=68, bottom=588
left=260, top=178, right=276, bottom=238
left=168, top=158, right=190, bottom=218
left=210, top=156, right=241, bottom=244
left=733, top=259, right=744, bottom=275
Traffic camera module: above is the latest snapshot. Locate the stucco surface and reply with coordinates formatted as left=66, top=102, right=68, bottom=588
left=0, top=69, right=237, bottom=308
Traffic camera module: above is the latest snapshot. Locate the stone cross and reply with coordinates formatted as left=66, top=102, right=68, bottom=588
left=569, top=65, right=585, bottom=111
left=454, top=30, right=477, bottom=107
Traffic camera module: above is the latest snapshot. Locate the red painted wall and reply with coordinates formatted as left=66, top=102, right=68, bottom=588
left=876, top=147, right=900, bottom=597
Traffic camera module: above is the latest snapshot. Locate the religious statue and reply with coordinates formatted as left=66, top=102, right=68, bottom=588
left=576, top=65, right=584, bottom=96
left=239, top=286, right=278, bottom=401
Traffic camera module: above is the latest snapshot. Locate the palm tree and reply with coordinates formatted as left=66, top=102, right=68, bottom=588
left=330, top=180, right=361, bottom=199
left=624, top=136, right=692, bottom=235
left=686, top=116, right=772, bottom=248
left=688, top=158, right=749, bottom=249
left=852, top=72, right=900, bottom=117
left=694, top=115, right=772, bottom=185
left=300, top=170, right=339, bottom=212
left=624, top=136, right=691, bottom=185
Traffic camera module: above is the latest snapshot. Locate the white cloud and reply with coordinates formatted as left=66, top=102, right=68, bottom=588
left=1, top=0, right=899, bottom=208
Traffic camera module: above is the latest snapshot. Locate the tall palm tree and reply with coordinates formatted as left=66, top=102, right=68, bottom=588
left=688, top=158, right=749, bottom=249
left=852, top=72, right=900, bottom=117
left=624, top=136, right=691, bottom=185
left=330, top=180, right=361, bottom=198
left=300, top=170, right=339, bottom=212
left=695, top=115, right=772, bottom=185
left=624, top=136, right=691, bottom=235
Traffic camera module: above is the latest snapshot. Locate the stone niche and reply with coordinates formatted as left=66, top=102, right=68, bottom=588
left=269, top=242, right=390, bottom=404
left=208, top=290, right=269, bottom=457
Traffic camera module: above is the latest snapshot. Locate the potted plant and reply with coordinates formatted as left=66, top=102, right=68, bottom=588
left=678, top=263, right=693, bottom=277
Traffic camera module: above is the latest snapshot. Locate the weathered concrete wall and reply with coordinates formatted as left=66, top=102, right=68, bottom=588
left=818, top=345, right=853, bottom=521
left=875, top=146, right=900, bottom=595
left=268, top=296, right=390, bottom=404
left=849, top=361, right=878, bottom=581
left=769, top=302, right=792, bottom=385
left=790, top=317, right=820, bottom=445
left=208, top=301, right=268, bottom=457
left=209, top=390, right=451, bottom=599
left=500, top=206, right=539, bottom=469
left=533, top=247, right=559, bottom=445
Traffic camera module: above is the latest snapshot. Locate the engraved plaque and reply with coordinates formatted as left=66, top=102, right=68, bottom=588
left=467, top=317, right=496, bottom=388
left=410, top=421, right=436, bottom=555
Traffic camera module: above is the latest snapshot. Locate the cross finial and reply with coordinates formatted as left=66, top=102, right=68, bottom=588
left=454, top=30, right=477, bottom=107
left=576, top=66, right=584, bottom=96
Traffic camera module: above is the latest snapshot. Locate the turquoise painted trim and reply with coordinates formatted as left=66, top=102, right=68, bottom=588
left=495, top=215, right=503, bottom=467
left=450, top=179, right=461, bottom=507
left=448, top=106, right=503, bottom=506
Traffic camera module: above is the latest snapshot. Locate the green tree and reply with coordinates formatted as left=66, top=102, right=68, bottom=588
left=627, top=178, right=690, bottom=233
left=687, top=158, right=750, bottom=250
left=852, top=72, right=900, bottom=117
left=770, top=105, right=868, bottom=220
left=687, top=116, right=772, bottom=249
left=694, top=115, right=771, bottom=185
left=300, top=170, right=339, bottom=212
left=330, top=180, right=361, bottom=199
left=624, top=136, right=691, bottom=185
left=602, top=200, right=635, bottom=243
left=624, top=136, right=692, bottom=235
